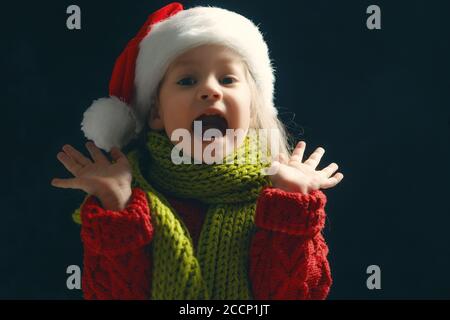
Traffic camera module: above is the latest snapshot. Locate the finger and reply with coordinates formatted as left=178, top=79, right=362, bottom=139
left=51, top=177, right=81, bottom=190
left=110, top=147, right=128, bottom=164
left=56, top=152, right=83, bottom=176
left=304, top=147, right=325, bottom=169
left=321, top=172, right=344, bottom=189
left=290, top=141, right=306, bottom=162
left=86, top=141, right=109, bottom=164
left=320, top=162, right=339, bottom=178
left=62, top=144, right=92, bottom=167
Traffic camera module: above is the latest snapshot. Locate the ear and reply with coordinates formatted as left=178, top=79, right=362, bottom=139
left=147, top=104, right=164, bottom=130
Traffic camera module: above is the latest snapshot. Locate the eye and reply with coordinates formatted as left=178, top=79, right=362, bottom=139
left=177, top=77, right=197, bottom=86
left=221, top=76, right=236, bottom=85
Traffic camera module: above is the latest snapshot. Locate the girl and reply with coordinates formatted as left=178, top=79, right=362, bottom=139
left=51, top=2, right=343, bottom=300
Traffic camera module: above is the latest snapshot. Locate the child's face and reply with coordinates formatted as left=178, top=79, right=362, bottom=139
left=148, top=44, right=252, bottom=158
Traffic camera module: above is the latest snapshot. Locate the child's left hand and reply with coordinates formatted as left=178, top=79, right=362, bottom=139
left=268, top=141, right=344, bottom=194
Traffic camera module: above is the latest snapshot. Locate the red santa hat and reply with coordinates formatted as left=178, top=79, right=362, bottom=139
left=81, top=2, right=276, bottom=151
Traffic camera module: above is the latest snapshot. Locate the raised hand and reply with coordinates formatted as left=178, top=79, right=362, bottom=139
left=51, top=141, right=133, bottom=210
left=268, top=141, right=344, bottom=194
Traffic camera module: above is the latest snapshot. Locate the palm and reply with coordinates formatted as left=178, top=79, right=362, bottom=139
left=269, top=141, right=344, bottom=194
left=75, top=160, right=132, bottom=194
left=51, top=141, right=132, bottom=197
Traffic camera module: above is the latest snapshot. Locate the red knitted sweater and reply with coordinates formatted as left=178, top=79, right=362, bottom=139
left=80, top=187, right=332, bottom=300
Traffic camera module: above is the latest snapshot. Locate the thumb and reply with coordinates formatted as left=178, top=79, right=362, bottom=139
left=51, top=178, right=81, bottom=190
left=110, top=147, right=128, bottom=163
left=262, top=161, right=281, bottom=176
left=52, top=177, right=96, bottom=195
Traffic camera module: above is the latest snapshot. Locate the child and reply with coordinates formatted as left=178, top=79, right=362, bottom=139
left=51, top=2, right=343, bottom=300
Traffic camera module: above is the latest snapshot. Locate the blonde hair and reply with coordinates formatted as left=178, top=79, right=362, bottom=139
left=244, top=67, right=291, bottom=157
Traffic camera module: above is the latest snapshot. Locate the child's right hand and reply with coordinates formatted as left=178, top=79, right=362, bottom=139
left=51, top=141, right=133, bottom=211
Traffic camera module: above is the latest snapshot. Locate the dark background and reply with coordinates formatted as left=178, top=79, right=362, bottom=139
left=2, top=0, right=449, bottom=299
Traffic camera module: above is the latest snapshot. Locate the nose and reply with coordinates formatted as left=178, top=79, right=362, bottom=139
left=197, top=77, right=223, bottom=101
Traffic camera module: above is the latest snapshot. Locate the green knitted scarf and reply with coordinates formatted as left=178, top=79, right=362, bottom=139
left=75, top=131, right=270, bottom=300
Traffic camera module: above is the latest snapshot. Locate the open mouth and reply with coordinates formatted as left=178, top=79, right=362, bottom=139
left=192, top=114, right=229, bottom=136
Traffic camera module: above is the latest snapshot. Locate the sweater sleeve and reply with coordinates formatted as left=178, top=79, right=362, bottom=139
left=80, top=187, right=153, bottom=300
left=250, top=187, right=332, bottom=300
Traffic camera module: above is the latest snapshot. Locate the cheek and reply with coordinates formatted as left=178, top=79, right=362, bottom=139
left=160, top=104, right=195, bottom=137
left=160, top=94, right=190, bottom=124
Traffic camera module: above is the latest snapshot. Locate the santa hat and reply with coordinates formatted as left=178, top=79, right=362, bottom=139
left=81, top=2, right=276, bottom=151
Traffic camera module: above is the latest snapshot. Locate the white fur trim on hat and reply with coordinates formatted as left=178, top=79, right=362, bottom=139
left=135, top=6, right=276, bottom=121
left=81, top=96, right=138, bottom=151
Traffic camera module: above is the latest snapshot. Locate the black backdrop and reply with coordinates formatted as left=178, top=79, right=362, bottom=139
left=2, top=0, right=449, bottom=299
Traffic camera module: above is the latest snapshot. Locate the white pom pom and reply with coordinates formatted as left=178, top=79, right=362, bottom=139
left=81, top=96, right=138, bottom=152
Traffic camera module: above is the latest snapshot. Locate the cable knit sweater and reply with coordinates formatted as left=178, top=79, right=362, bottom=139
left=80, top=186, right=332, bottom=300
